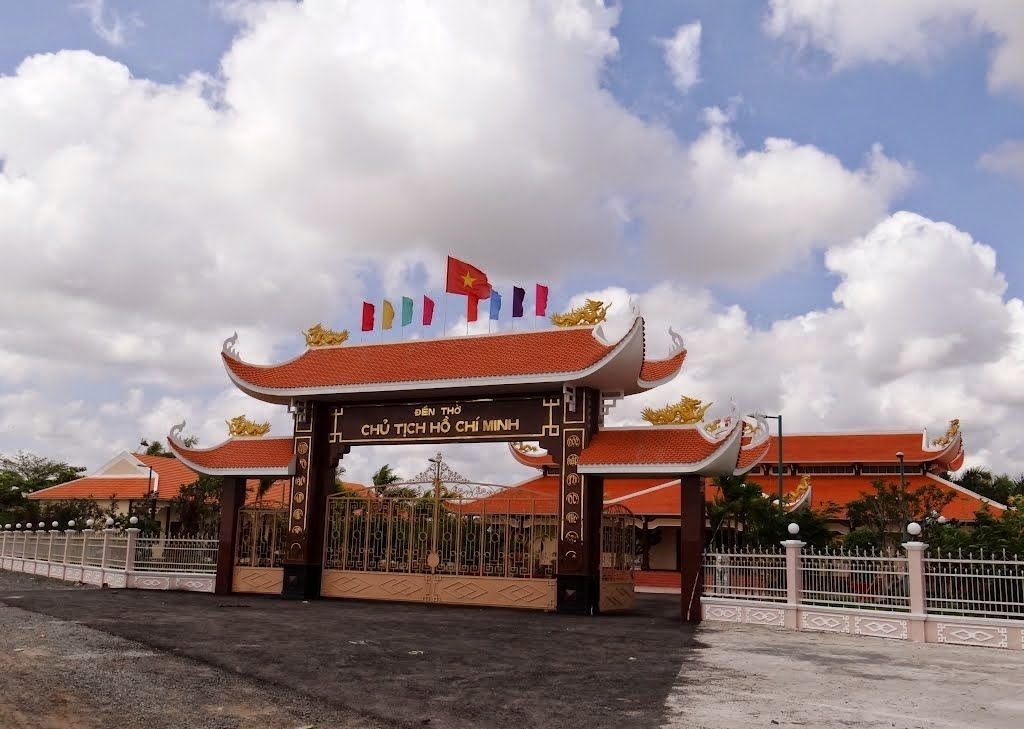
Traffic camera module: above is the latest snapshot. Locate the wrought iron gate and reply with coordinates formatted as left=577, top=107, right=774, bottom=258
left=233, top=505, right=287, bottom=594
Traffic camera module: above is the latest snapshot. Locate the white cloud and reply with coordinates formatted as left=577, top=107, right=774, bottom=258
left=593, top=212, right=1023, bottom=474
left=662, top=21, right=702, bottom=94
left=0, top=1, right=922, bottom=479
left=765, top=0, right=1024, bottom=96
left=72, top=0, right=142, bottom=48
left=979, top=139, right=1024, bottom=181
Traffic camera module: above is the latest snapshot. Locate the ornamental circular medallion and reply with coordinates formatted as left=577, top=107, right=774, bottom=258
left=299, top=458, right=308, bottom=469
left=565, top=530, right=580, bottom=543
left=565, top=493, right=580, bottom=505
left=565, top=512, right=580, bottom=524
left=291, top=526, right=302, bottom=535
left=293, top=492, right=304, bottom=504
left=292, top=508, right=303, bottom=520
left=297, top=442, right=309, bottom=454
left=295, top=476, right=306, bottom=487
left=426, top=551, right=440, bottom=569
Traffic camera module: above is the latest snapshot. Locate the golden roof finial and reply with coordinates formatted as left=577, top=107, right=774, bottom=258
left=931, top=418, right=960, bottom=447
left=511, top=441, right=539, bottom=453
left=303, top=323, right=349, bottom=348
left=642, top=396, right=712, bottom=425
left=227, top=415, right=271, bottom=437
left=550, top=299, right=609, bottom=327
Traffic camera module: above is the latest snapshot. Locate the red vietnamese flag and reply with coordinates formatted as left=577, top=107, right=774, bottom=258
left=445, top=256, right=491, bottom=299
left=361, top=301, right=375, bottom=332
left=422, top=295, right=435, bottom=325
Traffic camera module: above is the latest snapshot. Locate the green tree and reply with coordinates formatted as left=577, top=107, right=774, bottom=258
left=171, top=475, right=223, bottom=535
left=39, top=499, right=104, bottom=528
left=707, top=476, right=835, bottom=550
left=372, top=464, right=417, bottom=498
left=0, top=452, right=85, bottom=524
left=843, top=479, right=955, bottom=553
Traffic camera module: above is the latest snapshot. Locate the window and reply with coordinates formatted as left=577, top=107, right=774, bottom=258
left=860, top=464, right=921, bottom=475
left=798, top=465, right=855, bottom=475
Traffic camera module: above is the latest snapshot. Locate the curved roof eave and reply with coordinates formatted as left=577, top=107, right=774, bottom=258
left=166, top=433, right=296, bottom=477
left=222, top=316, right=647, bottom=404
left=577, top=420, right=744, bottom=477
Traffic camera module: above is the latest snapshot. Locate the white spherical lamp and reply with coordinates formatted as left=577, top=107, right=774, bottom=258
left=51, top=521, right=59, bottom=528
left=937, top=516, right=947, bottom=524
left=15, top=523, right=21, bottom=529
left=907, top=522, right=922, bottom=537
left=787, top=522, right=800, bottom=535
left=86, top=519, right=94, bottom=528
left=67, top=520, right=75, bottom=528
left=105, top=517, right=114, bottom=527
left=129, top=516, right=138, bottom=525
left=38, top=522, right=45, bottom=529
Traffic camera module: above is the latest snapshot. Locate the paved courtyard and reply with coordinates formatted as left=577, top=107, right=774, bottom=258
left=1, top=571, right=1022, bottom=729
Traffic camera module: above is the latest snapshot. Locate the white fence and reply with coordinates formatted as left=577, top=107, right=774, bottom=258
left=702, top=534, right=1024, bottom=651
left=0, top=527, right=218, bottom=593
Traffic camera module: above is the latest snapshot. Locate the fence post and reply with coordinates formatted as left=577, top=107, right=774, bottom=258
left=100, top=527, right=113, bottom=585
left=781, top=523, right=805, bottom=630
left=63, top=526, right=76, bottom=582
left=125, top=527, right=141, bottom=586
left=1, top=529, right=7, bottom=560
left=902, top=522, right=928, bottom=642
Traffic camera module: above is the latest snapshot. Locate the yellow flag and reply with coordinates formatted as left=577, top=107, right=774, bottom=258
left=382, top=299, right=395, bottom=330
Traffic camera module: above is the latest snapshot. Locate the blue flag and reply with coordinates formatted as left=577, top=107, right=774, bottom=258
left=489, top=290, right=502, bottom=320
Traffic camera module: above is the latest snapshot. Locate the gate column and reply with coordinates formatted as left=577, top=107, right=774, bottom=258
left=215, top=476, right=246, bottom=595
left=282, top=400, right=334, bottom=599
left=679, top=474, right=705, bottom=623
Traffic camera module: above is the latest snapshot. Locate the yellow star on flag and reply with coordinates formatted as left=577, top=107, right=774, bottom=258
left=461, top=272, right=476, bottom=288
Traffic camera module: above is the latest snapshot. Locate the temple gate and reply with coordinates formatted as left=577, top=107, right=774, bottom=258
left=168, top=311, right=771, bottom=620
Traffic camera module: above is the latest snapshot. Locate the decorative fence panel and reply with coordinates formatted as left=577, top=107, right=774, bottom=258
left=701, top=536, right=1024, bottom=651
left=0, top=528, right=217, bottom=593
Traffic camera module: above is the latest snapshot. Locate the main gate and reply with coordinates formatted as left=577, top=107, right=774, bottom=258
left=319, top=487, right=635, bottom=612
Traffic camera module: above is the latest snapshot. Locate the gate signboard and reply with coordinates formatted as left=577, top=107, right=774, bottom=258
left=328, top=397, right=562, bottom=446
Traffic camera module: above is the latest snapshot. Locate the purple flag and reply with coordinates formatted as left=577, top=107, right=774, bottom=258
left=512, top=286, right=526, bottom=318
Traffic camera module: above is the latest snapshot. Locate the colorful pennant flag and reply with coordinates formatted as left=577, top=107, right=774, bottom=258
left=535, top=284, right=549, bottom=317
left=489, top=290, right=502, bottom=320
left=382, top=299, right=395, bottom=330
left=361, top=302, right=375, bottom=332
left=512, top=286, right=525, bottom=318
left=467, top=295, right=480, bottom=323
left=445, top=255, right=491, bottom=299
left=401, top=297, right=414, bottom=327
left=422, top=295, right=435, bottom=326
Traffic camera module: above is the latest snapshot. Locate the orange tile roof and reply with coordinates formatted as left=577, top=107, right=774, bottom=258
left=224, top=326, right=617, bottom=390
left=243, top=480, right=372, bottom=507
left=764, top=433, right=959, bottom=465
left=29, top=454, right=200, bottom=502
left=168, top=436, right=295, bottom=475
left=746, top=473, right=1000, bottom=521
left=27, top=476, right=153, bottom=501
left=638, top=350, right=687, bottom=383
left=578, top=428, right=725, bottom=467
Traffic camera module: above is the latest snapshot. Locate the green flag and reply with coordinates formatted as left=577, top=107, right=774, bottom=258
left=401, top=296, right=414, bottom=327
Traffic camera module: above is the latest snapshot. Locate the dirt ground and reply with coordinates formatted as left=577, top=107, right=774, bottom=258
left=2, top=571, right=1022, bottom=729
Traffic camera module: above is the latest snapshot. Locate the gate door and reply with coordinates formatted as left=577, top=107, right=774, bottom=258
left=233, top=505, right=287, bottom=594
left=321, top=491, right=559, bottom=609
left=599, top=504, right=637, bottom=613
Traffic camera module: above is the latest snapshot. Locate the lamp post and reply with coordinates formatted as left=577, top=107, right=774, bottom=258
left=757, top=413, right=784, bottom=506
left=896, top=451, right=905, bottom=489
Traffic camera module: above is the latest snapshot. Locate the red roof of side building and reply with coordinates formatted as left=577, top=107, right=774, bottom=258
left=763, top=429, right=962, bottom=467
left=746, top=472, right=1004, bottom=521
left=28, top=453, right=200, bottom=502
left=220, top=317, right=686, bottom=403
left=243, top=480, right=373, bottom=507
left=167, top=434, right=296, bottom=477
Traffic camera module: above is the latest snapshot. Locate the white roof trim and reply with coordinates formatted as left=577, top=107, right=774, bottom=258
left=603, top=479, right=680, bottom=505
left=223, top=317, right=645, bottom=404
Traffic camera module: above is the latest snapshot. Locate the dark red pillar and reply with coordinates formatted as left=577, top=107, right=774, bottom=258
left=679, top=474, right=705, bottom=623
left=215, top=476, right=246, bottom=595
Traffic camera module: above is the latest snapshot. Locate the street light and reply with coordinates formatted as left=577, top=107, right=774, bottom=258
left=895, top=451, right=906, bottom=489
left=757, top=413, right=784, bottom=506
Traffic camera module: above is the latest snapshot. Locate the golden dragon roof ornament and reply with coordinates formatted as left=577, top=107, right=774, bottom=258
left=931, top=418, right=960, bottom=447
left=511, top=441, right=539, bottom=453
left=550, top=299, right=609, bottom=327
left=303, top=323, right=350, bottom=347
left=227, top=415, right=271, bottom=437
left=642, top=396, right=712, bottom=425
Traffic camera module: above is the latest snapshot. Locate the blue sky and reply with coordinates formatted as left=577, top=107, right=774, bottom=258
left=1, top=0, right=1023, bottom=481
